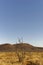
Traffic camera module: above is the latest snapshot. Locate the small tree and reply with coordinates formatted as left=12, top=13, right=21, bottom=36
left=15, top=38, right=25, bottom=64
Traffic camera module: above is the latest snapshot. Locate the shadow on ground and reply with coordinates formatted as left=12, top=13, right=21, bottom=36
left=26, top=61, right=40, bottom=65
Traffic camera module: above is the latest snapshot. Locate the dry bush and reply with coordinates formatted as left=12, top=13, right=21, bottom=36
left=26, top=61, right=40, bottom=65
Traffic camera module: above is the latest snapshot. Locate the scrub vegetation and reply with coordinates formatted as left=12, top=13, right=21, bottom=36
left=0, top=52, right=43, bottom=65
left=0, top=43, right=43, bottom=65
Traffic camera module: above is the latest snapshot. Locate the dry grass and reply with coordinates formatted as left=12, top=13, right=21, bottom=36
left=0, top=52, right=43, bottom=65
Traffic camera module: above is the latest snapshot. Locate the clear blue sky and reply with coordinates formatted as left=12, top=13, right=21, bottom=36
left=0, top=0, right=43, bottom=47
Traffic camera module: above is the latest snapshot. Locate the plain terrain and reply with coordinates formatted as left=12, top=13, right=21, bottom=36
left=0, top=52, right=43, bottom=65
left=0, top=43, right=43, bottom=65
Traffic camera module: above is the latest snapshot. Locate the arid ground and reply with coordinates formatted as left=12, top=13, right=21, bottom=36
left=0, top=43, right=43, bottom=65
left=0, top=52, right=43, bottom=65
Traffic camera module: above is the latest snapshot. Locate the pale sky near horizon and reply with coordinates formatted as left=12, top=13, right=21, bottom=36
left=0, top=0, right=43, bottom=47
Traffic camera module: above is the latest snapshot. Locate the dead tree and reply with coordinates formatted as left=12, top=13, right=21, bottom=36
left=15, top=38, right=25, bottom=64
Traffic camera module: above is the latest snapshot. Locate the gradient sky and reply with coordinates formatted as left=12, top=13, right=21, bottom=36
left=0, top=0, right=43, bottom=47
